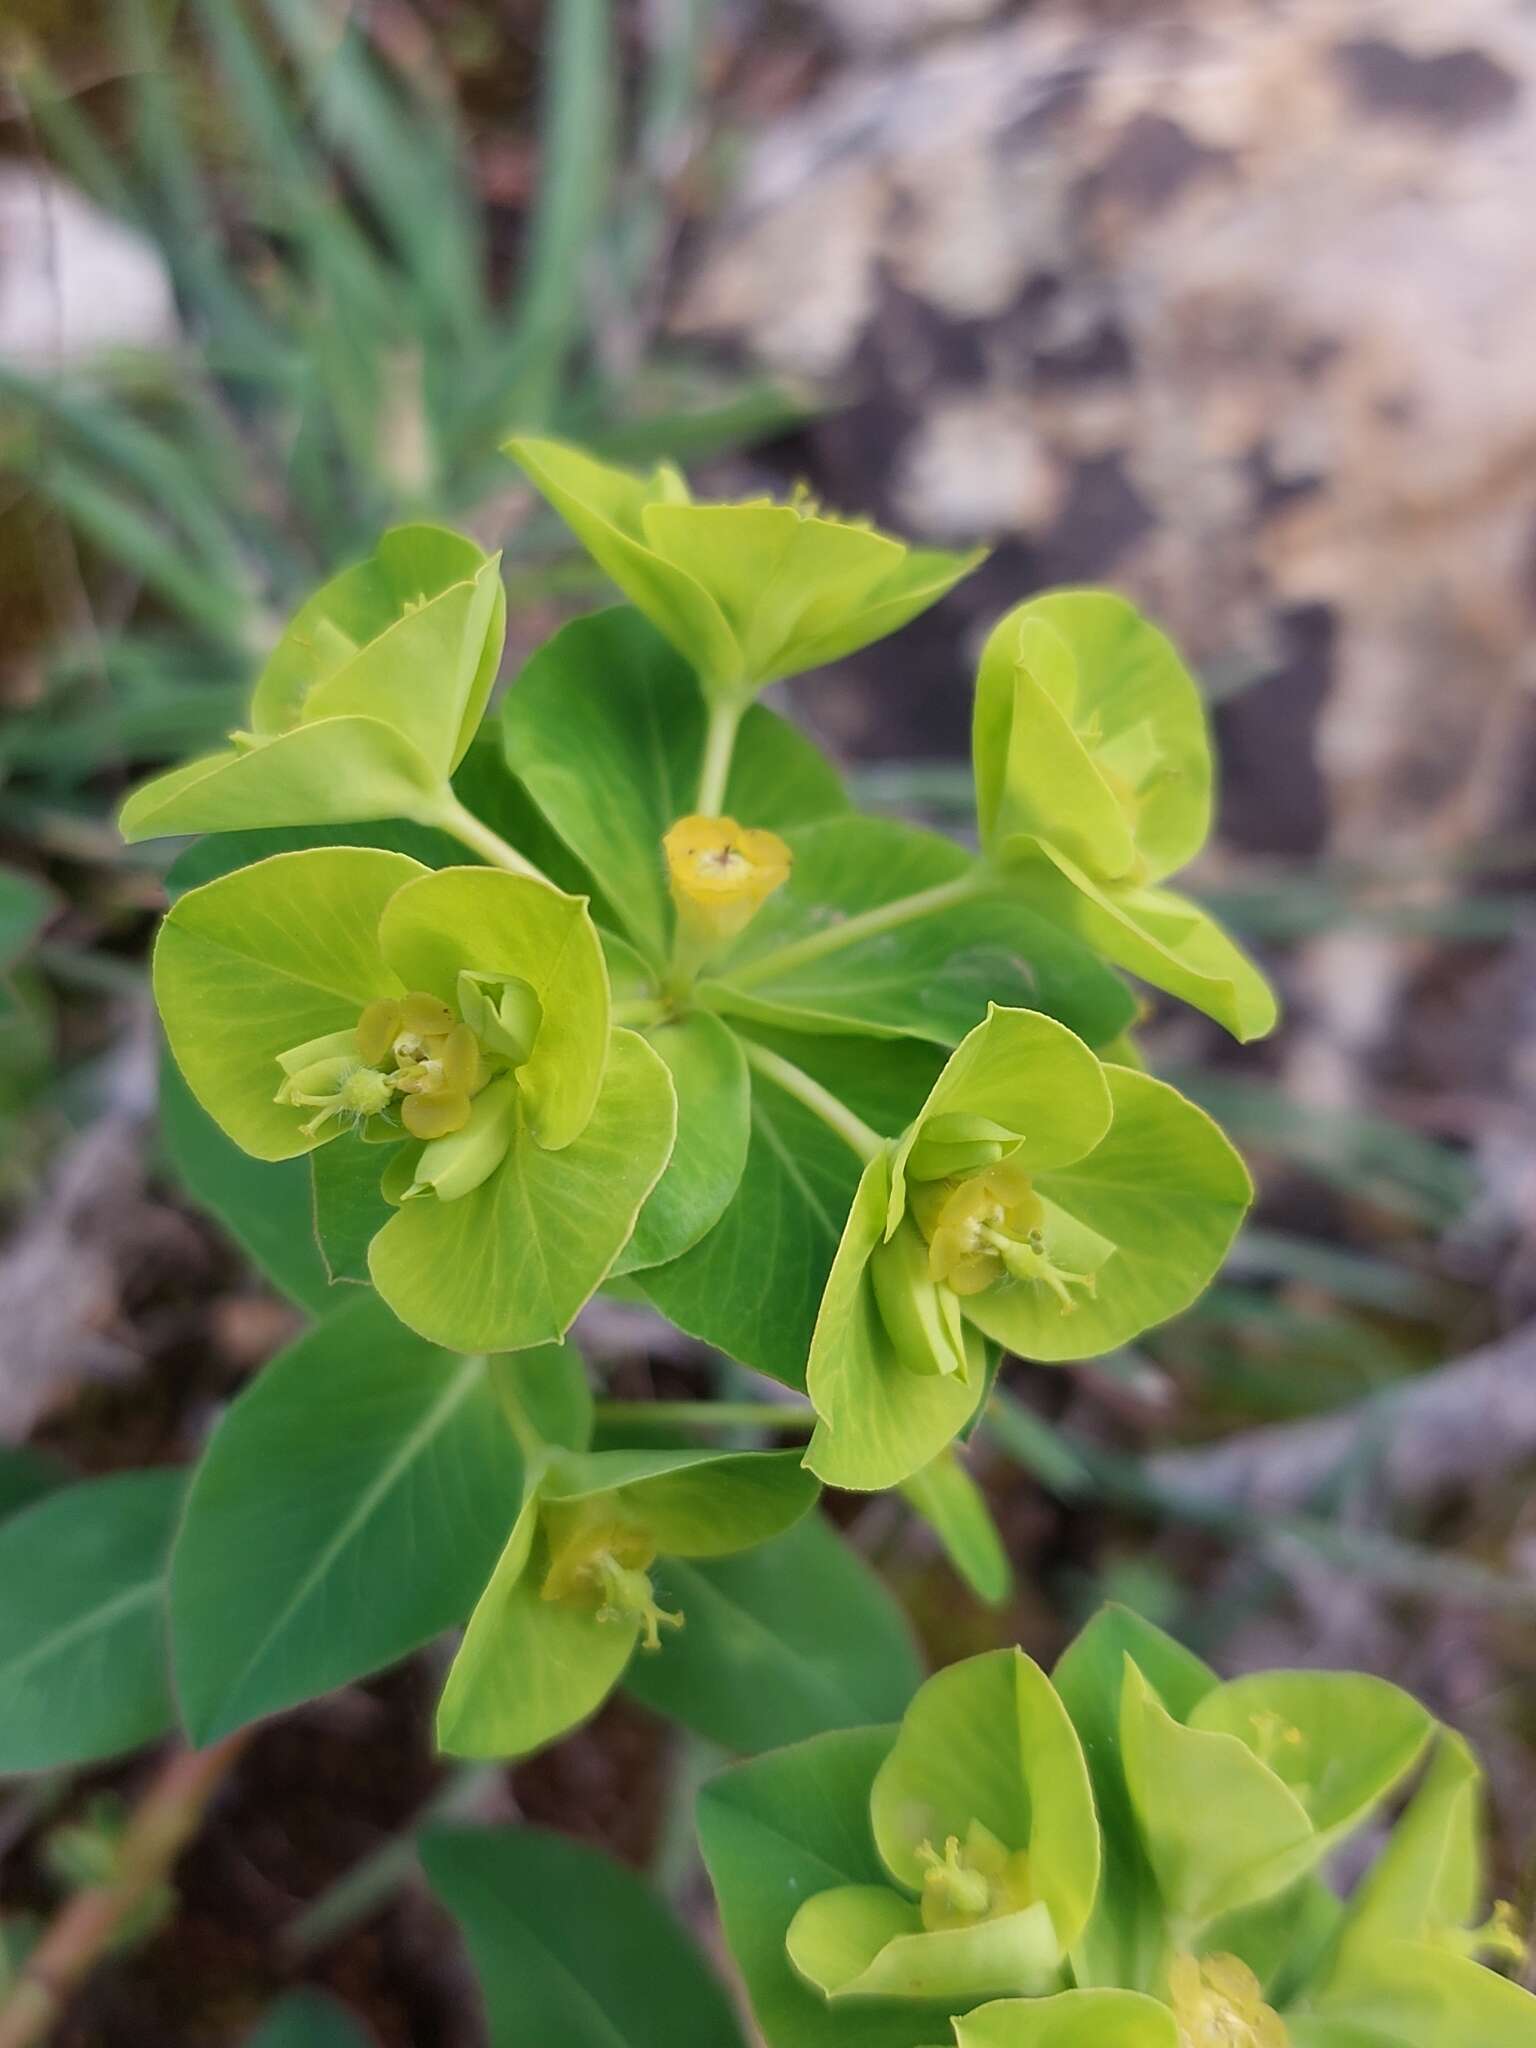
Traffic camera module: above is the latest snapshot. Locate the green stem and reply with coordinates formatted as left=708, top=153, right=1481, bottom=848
left=695, top=695, right=744, bottom=817
left=594, top=1399, right=814, bottom=1432
left=721, top=869, right=985, bottom=991
left=741, top=1038, right=882, bottom=1163
left=428, top=792, right=547, bottom=881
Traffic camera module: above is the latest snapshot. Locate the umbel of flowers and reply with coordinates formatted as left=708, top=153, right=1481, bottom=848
left=700, top=1605, right=1534, bottom=2048
left=136, top=440, right=1276, bottom=1497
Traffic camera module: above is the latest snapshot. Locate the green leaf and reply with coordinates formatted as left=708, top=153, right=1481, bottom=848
left=699, top=1727, right=942, bottom=2048
left=243, top=1991, right=375, bottom=2048
left=954, top=1990, right=1180, bottom=2046
left=507, top=439, right=739, bottom=697
left=709, top=818, right=1135, bottom=1049
left=889, top=1006, right=1114, bottom=1222
left=624, top=1513, right=923, bottom=1751
left=1190, top=1672, right=1431, bottom=1860
left=368, top=1027, right=676, bottom=1352
left=310, top=1134, right=397, bottom=1283
left=974, top=591, right=1212, bottom=886
left=171, top=1294, right=524, bottom=1742
left=805, top=1151, right=982, bottom=1493
left=489, top=1344, right=595, bottom=1457
left=120, top=716, right=443, bottom=844
left=163, top=818, right=458, bottom=897
left=436, top=1492, right=636, bottom=1759
left=963, top=1067, right=1252, bottom=1364
left=1119, top=1658, right=1314, bottom=1926
left=900, top=1448, right=1012, bottom=1607
left=541, top=1446, right=818, bottom=1557
left=870, top=1648, right=1099, bottom=1957
left=252, top=524, right=505, bottom=771
left=1330, top=1732, right=1483, bottom=1963
left=420, top=1824, right=747, bottom=2048
left=159, top=1057, right=333, bottom=1313
left=787, top=1886, right=1061, bottom=2003
left=1052, top=1605, right=1215, bottom=1991
left=502, top=605, right=846, bottom=964
left=154, top=846, right=421, bottom=1161
left=640, top=1052, right=866, bottom=1388
left=508, top=438, right=982, bottom=700
left=1015, top=853, right=1277, bottom=1042
left=438, top=1448, right=815, bottom=1760
left=610, top=1011, right=750, bottom=1276
left=295, top=562, right=503, bottom=780
left=0, top=1469, right=182, bottom=1772
left=122, top=526, right=507, bottom=840
left=375, top=865, right=610, bottom=1149
left=1311, top=1942, right=1536, bottom=2048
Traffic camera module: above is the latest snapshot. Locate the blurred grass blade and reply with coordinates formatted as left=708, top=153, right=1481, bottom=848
left=37, top=457, right=251, bottom=651
left=477, top=0, right=616, bottom=435
left=263, top=0, right=482, bottom=346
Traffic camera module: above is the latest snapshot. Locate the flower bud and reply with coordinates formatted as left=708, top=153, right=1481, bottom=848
left=664, top=814, right=791, bottom=955
left=869, top=1216, right=970, bottom=1379
left=905, top=1112, right=1021, bottom=1184
left=456, top=969, right=542, bottom=1065
left=404, top=1076, right=516, bottom=1201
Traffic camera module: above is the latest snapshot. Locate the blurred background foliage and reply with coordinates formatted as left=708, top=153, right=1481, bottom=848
left=1, top=2, right=1534, bottom=2041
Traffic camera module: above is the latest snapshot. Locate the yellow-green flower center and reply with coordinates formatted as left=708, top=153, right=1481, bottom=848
left=1169, top=1954, right=1289, bottom=2048
left=276, top=989, right=489, bottom=1142
left=911, top=1161, right=1097, bottom=1312
left=539, top=1507, right=683, bottom=1653
left=915, top=1819, right=1034, bottom=1933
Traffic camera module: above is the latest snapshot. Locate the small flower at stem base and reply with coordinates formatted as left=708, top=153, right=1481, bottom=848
left=539, top=1504, right=685, bottom=1653
left=915, top=1820, right=1035, bottom=1933
left=664, top=813, right=791, bottom=959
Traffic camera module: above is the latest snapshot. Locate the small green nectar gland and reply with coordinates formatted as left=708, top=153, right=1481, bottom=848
left=915, top=1820, right=1034, bottom=1934
left=539, top=1505, right=683, bottom=1653
left=908, top=1159, right=1099, bottom=1313
left=1168, top=1953, right=1289, bottom=2048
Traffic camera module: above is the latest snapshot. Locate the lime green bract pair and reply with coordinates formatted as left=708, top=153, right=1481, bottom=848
left=700, top=1605, right=1535, bottom=2048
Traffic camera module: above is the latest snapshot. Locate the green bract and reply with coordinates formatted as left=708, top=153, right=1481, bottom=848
left=437, top=1446, right=819, bottom=1758
left=701, top=1606, right=1536, bottom=2048
left=508, top=436, right=986, bottom=704
left=153, top=849, right=675, bottom=1351
left=120, top=525, right=506, bottom=842
left=786, top=1648, right=1098, bottom=2006
left=972, top=592, right=1276, bottom=1042
left=805, top=1007, right=1252, bottom=1490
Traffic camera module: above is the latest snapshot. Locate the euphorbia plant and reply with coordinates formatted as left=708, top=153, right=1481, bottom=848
left=124, top=437, right=1281, bottom=1665
left=10, top=431, right=1520, bottom=2043
left=700, top=1605, right=1535, bottom=2047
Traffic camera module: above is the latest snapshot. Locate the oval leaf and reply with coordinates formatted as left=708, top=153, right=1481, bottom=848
left=624, top=1514, right=922, bottom=1751
left=421, top=1823, right=747, bottom=2048
left=172, top=1294, right=524, bottom=1741
left=0, top=1469, right=182, bottom=1772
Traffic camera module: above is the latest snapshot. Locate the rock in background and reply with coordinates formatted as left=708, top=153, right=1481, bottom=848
left=684, top=0, right=1536, bottom=1145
